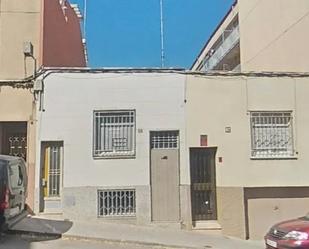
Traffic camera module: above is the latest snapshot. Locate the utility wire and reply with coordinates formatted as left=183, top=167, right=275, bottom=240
left=160, top=0, right=165, bottom=68
left=83, top=0, right=87, bottom=38
left=243, top=8, right=309, bottom=66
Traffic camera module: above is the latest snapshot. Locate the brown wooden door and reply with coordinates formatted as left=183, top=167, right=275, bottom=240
left=190, top=147, right=217, bottom=221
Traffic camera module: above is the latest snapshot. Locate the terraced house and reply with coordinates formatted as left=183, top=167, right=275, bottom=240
left=32, top=69, right=309, bottom=242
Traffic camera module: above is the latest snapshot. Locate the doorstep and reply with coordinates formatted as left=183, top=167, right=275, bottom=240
left=192, top=220, right=222, bottom=230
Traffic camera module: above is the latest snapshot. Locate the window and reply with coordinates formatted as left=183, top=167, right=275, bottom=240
left=98, top=189, right=136, bottom=217
left=150, top=131, right=179, bottom=149
left=9, top=164, right=23, bottom=189
left=93, top=110, right=136, bottom=158
left=42, top=142, right=63, bottom=198
left=250, top=111, right=294, bottom=158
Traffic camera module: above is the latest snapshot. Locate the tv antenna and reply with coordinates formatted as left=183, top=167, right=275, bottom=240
left=160, top=0, right=165, bottom=67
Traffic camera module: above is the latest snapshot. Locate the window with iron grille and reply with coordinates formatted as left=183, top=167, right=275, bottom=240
left=93, top=110, right=135, bottom=158
left=150, top=131, right=179, bottom=149
left=250, top=112, right=294, bottom=158
left=98, top=189, right=136, bottom=217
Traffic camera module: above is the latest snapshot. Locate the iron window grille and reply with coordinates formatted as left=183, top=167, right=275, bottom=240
left=93, top=110, right=135, bottom=158
left=150, top=131, right=179, bottom=149
left=48, top=145, right=62, bottom=197
left=98, top=189, right=136, bottom=217
left=250, top=111, right=294, bottom=158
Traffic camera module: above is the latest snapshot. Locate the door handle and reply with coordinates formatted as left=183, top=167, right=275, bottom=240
left=161, top=156, right=168, bottom=160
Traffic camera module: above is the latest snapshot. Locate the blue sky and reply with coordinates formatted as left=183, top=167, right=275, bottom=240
left=70, top=0, right=234, bottom=69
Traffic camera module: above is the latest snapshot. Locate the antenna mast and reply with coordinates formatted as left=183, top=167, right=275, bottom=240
left=160, top=0, right=165, bottom=68
left=83, top=0, right=87, bottom=37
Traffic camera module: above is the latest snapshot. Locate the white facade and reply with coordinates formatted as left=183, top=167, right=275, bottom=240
left=34, top=71, right=189, bottom=226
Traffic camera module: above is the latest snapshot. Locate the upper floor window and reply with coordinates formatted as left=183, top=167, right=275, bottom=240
left=93, top=110, right=135, bottom=158
left=250, top=111, right=294, bottom=159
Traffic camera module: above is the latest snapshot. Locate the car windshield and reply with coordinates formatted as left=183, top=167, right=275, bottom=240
left=302, top=213, right=309, bottom=220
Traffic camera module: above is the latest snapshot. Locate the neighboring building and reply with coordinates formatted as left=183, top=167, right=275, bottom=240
left=191, top=0, right=309, bottom=73
left=34, top=70, right=191, bottom=228
left=186, top=72, right=309, bottom=240
left=0, top=0, right=86, bottom=210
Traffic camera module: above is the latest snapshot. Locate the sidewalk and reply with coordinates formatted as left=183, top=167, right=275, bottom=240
left=9, top=215, right=264, bottom=249
left=62, top=220, right=264, bottom=249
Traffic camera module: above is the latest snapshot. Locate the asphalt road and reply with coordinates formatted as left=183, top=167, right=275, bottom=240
left=0, top=234, right=162, bottom=249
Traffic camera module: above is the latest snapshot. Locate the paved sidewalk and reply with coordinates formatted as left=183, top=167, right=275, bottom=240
left=62, top=220, right=264, bottom=249
left=9, top=215, right=264, bottom=249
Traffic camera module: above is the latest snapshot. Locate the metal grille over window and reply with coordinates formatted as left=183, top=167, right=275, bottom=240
left=49, top=146, right=61, bottom=197
left=9, top=133, right=27, bottom=160
left=150, top=131, right=179, bottom=149
left=98, top=190, right=136, bottom=217
left=94, top=110, right=135, bottom=158
left=250, top=112, right=294, bottom=158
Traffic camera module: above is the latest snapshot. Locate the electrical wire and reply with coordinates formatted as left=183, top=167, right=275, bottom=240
left=243, top=8, right=309, bottom=67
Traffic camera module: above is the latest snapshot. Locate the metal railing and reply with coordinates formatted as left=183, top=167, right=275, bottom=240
left=202, top=26, right=240, bottom=72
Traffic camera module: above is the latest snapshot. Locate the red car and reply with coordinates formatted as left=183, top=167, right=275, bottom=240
left=265, top=215, right=309, bottom=249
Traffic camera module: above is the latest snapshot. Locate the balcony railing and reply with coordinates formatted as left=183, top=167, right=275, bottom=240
left=201, top=26, right=240, bottom=72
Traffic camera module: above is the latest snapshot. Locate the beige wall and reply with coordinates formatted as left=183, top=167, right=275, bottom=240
left=186, top=75, right=309, bottom=187
left=239, top=0, right=309, bottom=72
left=186, top=74, right=309, bottom=238
left=0, top=0, right=41, bottom=79
left=217, top=187, right=246, bottom=238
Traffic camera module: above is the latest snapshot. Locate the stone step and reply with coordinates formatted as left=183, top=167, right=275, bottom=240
left=192, top=220, right=222, bottom=230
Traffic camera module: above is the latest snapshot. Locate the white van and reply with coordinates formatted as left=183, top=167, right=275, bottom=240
left=0, top=155, right=27, bottom=230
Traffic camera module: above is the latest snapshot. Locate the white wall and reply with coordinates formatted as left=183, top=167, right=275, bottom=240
left=36, top=72, right=187, bottom=188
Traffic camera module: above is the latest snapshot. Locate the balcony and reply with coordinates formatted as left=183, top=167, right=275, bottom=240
left=201, top=26, right=240, bottom=72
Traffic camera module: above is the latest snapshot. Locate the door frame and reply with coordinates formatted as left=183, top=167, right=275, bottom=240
left=39, top=141, right=64, bottom=213
left=149, top=130, right=181, bottom=222
left=189, top=147, right=217, bottom=222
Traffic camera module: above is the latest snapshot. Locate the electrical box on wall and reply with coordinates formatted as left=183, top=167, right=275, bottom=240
left=34, top=79, right=43, bottom=92
left=23, top=41, right=34, bottom=57
left=200, top=135, right=208, bottom=146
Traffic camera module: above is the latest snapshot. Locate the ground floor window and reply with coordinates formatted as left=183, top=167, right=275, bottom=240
left=250, top=111, right=294, bottom=158
left=98, top=189, right=136, bottom=217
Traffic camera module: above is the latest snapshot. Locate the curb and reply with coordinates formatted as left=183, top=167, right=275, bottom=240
left=6, top=229, right=61, bottom=240
left=62, top=234, right=204, bottom=249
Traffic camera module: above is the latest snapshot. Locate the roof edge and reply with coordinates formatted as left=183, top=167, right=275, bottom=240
left=190, top=0, right=238, bottom=70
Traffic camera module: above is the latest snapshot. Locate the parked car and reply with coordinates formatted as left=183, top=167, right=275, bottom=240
left=265, top=215, right=309, bottom=249
left=0, top=155, right=27, bottom=231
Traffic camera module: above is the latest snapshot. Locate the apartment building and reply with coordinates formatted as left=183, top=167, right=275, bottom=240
left=191, top=0, right=309, bottom=73
left=0, top=0, right=86, bottom=210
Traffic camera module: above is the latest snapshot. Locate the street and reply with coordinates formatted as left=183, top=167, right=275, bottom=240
left=0, top=234, right=161, bottom=249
